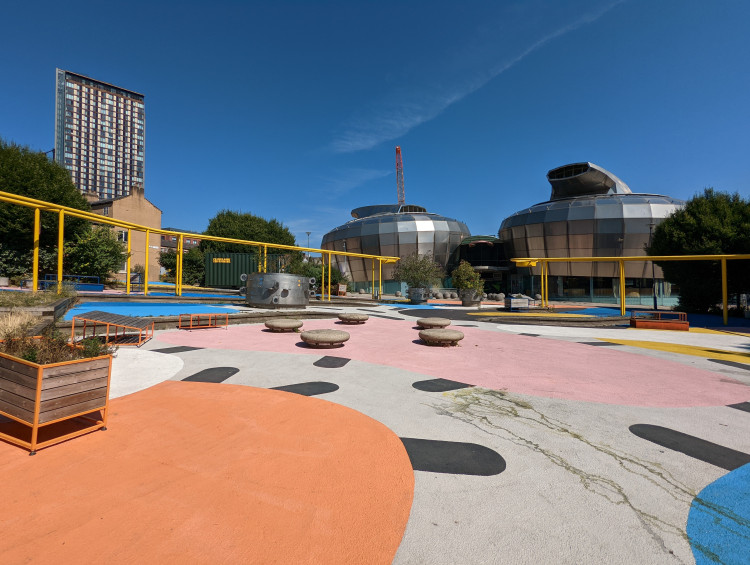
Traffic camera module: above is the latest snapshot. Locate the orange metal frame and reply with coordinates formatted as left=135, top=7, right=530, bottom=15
left=177, top=313, right=229, bottom=330
left=70, top=316, right=154, bottom=347
left=0, top=354, right=112, bottom=455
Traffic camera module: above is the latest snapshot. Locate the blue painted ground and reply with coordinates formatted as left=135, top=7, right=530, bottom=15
left=384, top=302, right=438, bottom=309
left=686, top=313, right=750, bottom=329
left=567, top=307, right=631, bottom=317
left=64, top=302, right=242, bottom=320
left=687, top=462, right=750, bottom=564
left=144, top=291, right=238, bottom=298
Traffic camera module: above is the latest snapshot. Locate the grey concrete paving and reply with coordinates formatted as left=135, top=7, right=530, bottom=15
left=108, top=303, right=750, bottom=564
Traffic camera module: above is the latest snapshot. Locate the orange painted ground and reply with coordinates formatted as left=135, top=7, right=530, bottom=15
left=0, top=381, right=414, bottom=564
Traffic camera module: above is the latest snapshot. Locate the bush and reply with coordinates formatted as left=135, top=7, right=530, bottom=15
left=64, top=226, right=129, bottom=282
left=451, top=260, right=484, bottom=294
left=0, top=323, right=115, bottom=365
left=392, top=253, right=444, bottom=289
left=158, top=248, right=205, bottom=286
left=285, top=256, right=348, bottom=291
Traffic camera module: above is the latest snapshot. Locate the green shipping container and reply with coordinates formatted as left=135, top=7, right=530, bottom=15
left=204, top=253, right=288, bottom=288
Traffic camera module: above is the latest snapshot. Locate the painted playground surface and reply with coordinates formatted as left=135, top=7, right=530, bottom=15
left=1, top=303, right=749, bottom=564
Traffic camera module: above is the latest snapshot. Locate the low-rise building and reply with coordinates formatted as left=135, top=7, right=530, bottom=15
left=88, top=185, right=162, bottom=281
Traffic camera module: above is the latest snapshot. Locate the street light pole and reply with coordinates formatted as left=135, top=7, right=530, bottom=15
left=305, top=232, right=311, bottom=259
left=649, top=223, right=658, bottom=310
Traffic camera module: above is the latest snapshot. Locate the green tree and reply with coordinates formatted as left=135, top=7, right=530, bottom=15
left=0, top=140, right=91, bottom=275
left=158, top=248, right=205, bottom=286
left=391, top=253, right=444, bottom=289
left=648, top=188, right=750, bottom=312
left=200, top=210, right=297, bottom=255
left=285, top=255, right=348, bottom=290
left=64, top=226, right=129, bottom=282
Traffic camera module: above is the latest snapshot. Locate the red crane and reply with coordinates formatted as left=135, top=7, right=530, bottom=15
left=395, top=146, right=405, bottom=205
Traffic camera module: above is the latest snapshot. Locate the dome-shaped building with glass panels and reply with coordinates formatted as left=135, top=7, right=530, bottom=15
left=499, top=162, right=684, bottom=303
left=321, top=204, right=470, bottom=289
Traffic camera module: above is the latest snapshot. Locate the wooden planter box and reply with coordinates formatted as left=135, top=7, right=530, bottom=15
left=0, top=350, right=112, bottom=454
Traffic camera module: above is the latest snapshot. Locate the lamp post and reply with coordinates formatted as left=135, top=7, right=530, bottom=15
left=306, top=232, right=311, bottom=259
left=649, top=223, right=658, bottom=310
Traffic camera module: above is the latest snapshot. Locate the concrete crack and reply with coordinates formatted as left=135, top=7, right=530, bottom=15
left=431, top=388, right=694, bottom=561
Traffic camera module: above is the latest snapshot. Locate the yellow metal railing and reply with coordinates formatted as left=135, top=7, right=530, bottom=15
left=512, top=254, right=750, bottom=325
left=0, top=190, right=399, bottom=299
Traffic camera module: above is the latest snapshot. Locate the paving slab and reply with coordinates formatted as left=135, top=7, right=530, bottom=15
left=3, top=303, right=749, bottom=564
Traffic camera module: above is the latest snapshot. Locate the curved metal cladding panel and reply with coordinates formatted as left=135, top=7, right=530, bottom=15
left=322, top=206, right=470, bottom=282
left=246, top=272, right=313, bottom=308
left=499, top=194, right=684, bottom=278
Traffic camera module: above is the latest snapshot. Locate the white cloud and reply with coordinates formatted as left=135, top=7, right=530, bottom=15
left=329, top=1, right=624, bottom=154
left=321, top=168, right=392, bottom=195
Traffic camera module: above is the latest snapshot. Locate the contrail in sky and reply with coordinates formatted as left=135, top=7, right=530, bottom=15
left=330, top=1, right=625, bottom=154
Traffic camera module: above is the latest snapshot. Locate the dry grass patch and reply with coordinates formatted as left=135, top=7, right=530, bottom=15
left=0, top=284, right=77, bottom=308
left=0, top=311, right=40, bottom=336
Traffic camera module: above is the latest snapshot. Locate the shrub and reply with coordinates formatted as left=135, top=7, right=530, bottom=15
left=392, top=253, right=444, bottom=289
left=0, top=321, right=115, bottom=364
left=451, top=260, right=484, bottom=294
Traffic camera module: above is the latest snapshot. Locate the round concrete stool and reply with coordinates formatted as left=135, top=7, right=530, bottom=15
left=419, top=328, right=464, bottom=347
left=338, top=313, right=369, bottom=324
left=300, top=329, right=350, bottom=348
left=265, top=319, right=303, bottom=332
left=416, top=317, right=451, bottom=329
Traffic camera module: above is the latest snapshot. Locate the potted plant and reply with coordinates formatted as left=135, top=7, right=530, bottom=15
left=0, top=317, right=115, bottom=454
left=451, top=260, right=484, bottom=307
left=392, top=253, right=444, bottom=304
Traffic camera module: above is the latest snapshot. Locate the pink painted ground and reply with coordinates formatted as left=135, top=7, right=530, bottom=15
left=158, top=318, right=749, bottom=408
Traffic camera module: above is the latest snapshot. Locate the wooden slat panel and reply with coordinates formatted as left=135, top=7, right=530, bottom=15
left=0, top=376, right=37, bottom=401
left=43, top=357, right=110, bottom=378
left=0, top=397, right=34, bottom=423
left=39, top=387, right=107, bottom=413
left=40, top=377, right=109, bottom=401
left=0, top=355, right=39, bottom=378
left=42, top=366, right=109, bottom=389
left=0, top=389, right=37, bottom=412
left=0, top=367, right=39, bottom=389
left=38, top=396, right=106, bottom=424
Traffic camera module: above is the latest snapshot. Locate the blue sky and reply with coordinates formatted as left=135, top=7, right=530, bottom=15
left=1, top=0, right=748, bottom=248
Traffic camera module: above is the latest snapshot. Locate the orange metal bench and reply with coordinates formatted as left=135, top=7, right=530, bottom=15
left=630, top=311, right=689, bottom=331
left=178, top=313, right=229, bottom=330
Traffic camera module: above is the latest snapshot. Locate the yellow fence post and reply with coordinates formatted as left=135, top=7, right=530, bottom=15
left=540, top=261, right=545, bottom=307
left=619, top=260, right=626, bottom=317
left=379, top=259, right=383, bottom=299
left=263, top=245, right=268, bottom=273
left=371, top=259, right=375, bottom=299
left=57, top=210, right=65, bottom=294
left=721, top=258, right=728, bottom=326
left=321, top=255, right=325, bottom=299
left=328, top=253, right=332, bottom=302
left=176, top=235, right=184, bottom=296
left=144, top=229, right=150, bottom=296
left=126, top=229, right=132, bottom=295
left=32, top=207, right=40, bottom=293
